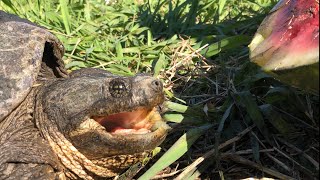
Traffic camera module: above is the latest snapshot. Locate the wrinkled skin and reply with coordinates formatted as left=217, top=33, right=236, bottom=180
left=0, top=11, right=169, bottom=179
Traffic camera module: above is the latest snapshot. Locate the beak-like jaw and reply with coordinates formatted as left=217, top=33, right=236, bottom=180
left=64, top=75, right=169, bottom=159
left=40, top=72, right=170, bottom=173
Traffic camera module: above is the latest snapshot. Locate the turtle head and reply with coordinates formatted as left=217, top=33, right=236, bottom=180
left=36, top=69, right=169, bottom=177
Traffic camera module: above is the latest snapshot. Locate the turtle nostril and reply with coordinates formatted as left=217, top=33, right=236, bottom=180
left=151, top=79, right=163, bottom=91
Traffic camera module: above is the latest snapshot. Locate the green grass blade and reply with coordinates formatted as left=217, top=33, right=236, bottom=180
left=200, top=35, right=251, bottom=57
left=218, top=0, right=227, bottom=16
left=1, top=0, right=17, bottom=13
left=147, top=30, right=152, bottom=46
left=137, top=124, right=213, bottom=180
left=234, top=91, right=271, bottom=142
left=153, top=53, right=167, bottom=76
left=116, top=42, right=124, bottom=58
left=59, top=0, right=70, bottom=35
left=217, top=102, right=234, bottom=133
left=164, top=101, right=188, bottom=113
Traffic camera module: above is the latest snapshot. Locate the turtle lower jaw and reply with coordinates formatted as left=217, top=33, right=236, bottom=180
left=91, top=107, right=163, bottom=135
left=68, top=105, right=169, bottom=159
left=103, top=119, right=170, bottom=146
left=92, top=106, right=171, bottom=142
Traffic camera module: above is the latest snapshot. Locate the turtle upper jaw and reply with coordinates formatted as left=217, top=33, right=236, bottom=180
left=38, top=71, right=169, bottom=162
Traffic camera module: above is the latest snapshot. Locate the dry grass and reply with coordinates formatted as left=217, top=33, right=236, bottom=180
left=1, top=0, right=318, bottom=179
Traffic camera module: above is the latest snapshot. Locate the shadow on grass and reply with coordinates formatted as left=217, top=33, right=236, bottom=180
left=136, top=0, right=273, bottom=40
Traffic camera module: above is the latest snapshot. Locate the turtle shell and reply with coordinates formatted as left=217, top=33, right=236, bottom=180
left=0, top=11, right=67, bottom=122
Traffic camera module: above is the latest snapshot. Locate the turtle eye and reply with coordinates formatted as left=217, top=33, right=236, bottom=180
left=109, top=78, right=130, bottom=98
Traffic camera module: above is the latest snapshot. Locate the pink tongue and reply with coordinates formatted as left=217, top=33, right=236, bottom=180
left=93, top=108, right=151, bottom=133
left=268, top=0, right=319, bottom=53
left=112, top=128, right=151, bottom=134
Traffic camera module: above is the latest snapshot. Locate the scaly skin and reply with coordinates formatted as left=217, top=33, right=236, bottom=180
left=0, top=69, right=169, bottom=180
left=0, top=11, right=169, bottom=179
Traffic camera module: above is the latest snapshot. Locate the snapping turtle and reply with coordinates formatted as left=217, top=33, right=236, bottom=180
left=0, top=11, right=169, bottom=179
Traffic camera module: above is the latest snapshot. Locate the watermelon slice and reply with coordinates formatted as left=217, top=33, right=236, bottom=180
left=249, top=0, right=319, bottom=94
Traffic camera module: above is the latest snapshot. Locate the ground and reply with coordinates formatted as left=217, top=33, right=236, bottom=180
left=0, top=0, right=318, bottom=179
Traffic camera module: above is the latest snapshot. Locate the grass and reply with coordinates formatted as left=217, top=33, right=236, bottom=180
left=1, top=0, right=319, bottom=179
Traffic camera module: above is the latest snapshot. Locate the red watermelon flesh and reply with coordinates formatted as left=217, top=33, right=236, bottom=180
left=249, top=0, right=319, bottom=71
left=249, top=0, right=319, bottom=93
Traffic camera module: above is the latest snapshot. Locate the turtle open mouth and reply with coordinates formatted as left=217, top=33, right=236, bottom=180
left=53, top=74, right=169, bottom=158
left=91, top=107, right=162, bottom=135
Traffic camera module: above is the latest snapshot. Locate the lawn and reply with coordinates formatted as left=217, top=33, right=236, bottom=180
left=1, top=0, right=318, bottom=179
